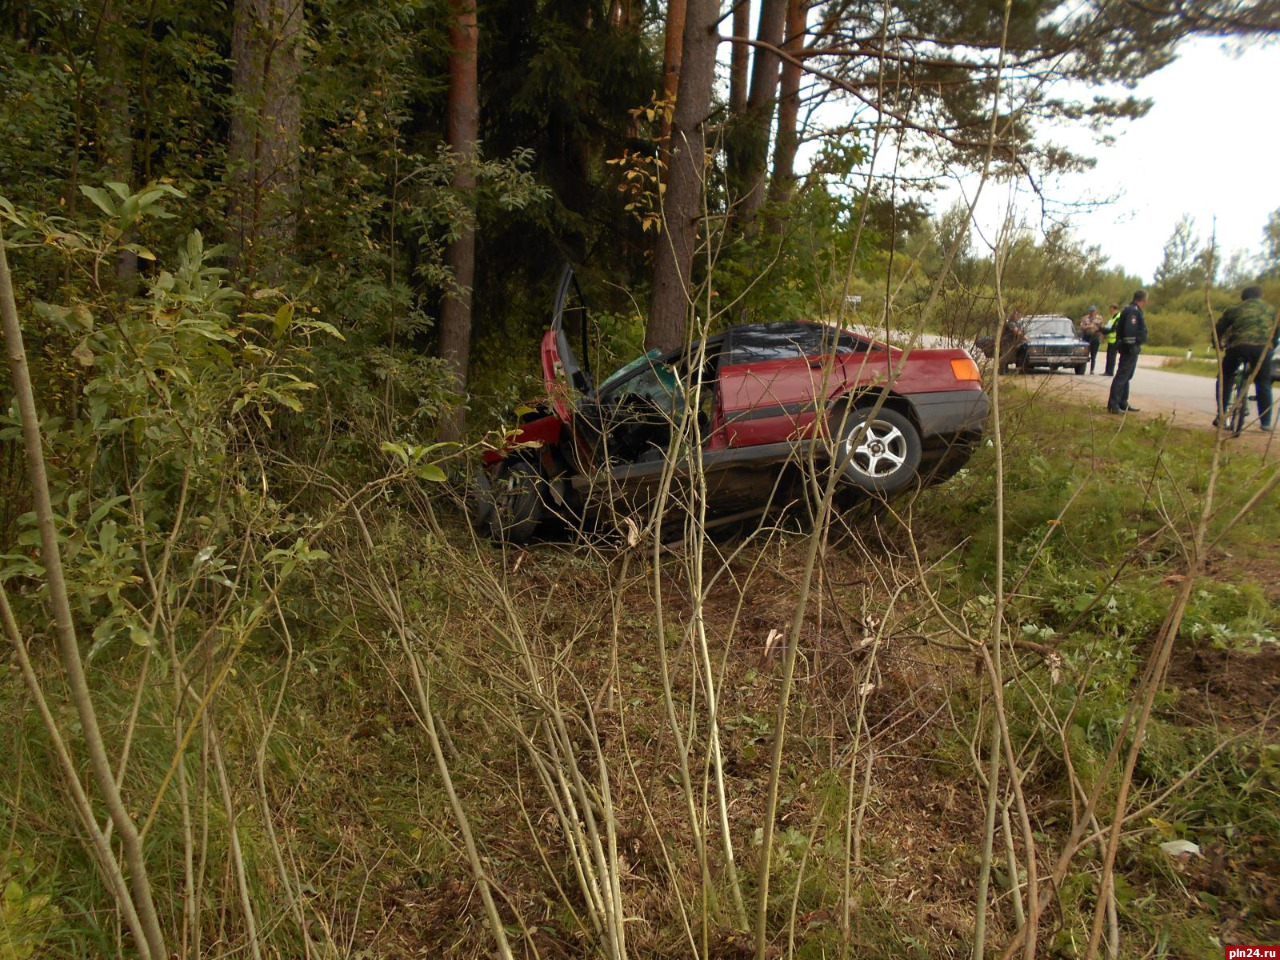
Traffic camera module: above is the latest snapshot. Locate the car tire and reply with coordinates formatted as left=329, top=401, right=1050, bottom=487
left=487, top=459, right=545, bottom=543
left=836, top=406, right=923, bottom=496
left=1074, top=364, right=1087, bottom=375
left=1018, top=353, right=1033, bottom=375
left=469, top=469, right=496, bottom=530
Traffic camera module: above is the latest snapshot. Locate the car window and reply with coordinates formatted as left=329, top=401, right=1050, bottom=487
left=727, top=322, right=867, bottom=364
left=598, top=349, right=662, bottom=395
left=600, top=355, right=684, bottom=415
left=1021, top=317, right=1076, bottom=337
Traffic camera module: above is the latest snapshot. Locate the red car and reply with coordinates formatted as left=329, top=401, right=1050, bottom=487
left=475, top=267, right=990, bottom=541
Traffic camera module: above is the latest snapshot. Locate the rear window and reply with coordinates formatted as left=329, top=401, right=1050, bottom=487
left=726, top=322, right=867, bottom=365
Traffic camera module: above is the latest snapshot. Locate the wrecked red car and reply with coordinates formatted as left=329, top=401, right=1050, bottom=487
left=474, top=267, right=990, bottom=541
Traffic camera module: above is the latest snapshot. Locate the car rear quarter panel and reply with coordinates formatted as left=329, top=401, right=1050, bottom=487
left=717, top=346, right=986, bottom=446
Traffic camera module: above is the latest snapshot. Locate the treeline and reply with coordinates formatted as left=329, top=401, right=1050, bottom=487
left=5, top=0, right=1279, bottom=437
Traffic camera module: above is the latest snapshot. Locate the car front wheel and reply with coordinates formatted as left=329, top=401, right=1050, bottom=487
left=487, top=459, right=545, bottom=543
left=836, top=407, right=923, bottom=495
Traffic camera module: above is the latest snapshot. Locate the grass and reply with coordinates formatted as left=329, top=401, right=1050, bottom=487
left=1144, top=345, right=1217, bottom=359
left=3, top=386, right=1279, bottom=959
left=1158, top=356, right=1220, bottom=377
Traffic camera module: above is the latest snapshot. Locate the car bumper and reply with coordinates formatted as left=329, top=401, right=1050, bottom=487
left=911, top=389, right=990, bottom=441
left=1026, top=351, right=1088, bottom=364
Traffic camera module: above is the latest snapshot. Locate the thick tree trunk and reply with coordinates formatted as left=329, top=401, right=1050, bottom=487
left=228, top=0, right=302, bottom=276
left=658, top=0, right=687, bottom=152
left=96, top=0, right=136, bottom=280
left=646, top=0, right=718, bottom=354
left=735, top=0, right=787, bottom=221
left=439, top=0, right=479, bottom=440
left=729, top=0, right=751, bottom=115
left=767, top=0, right=806, bottom=214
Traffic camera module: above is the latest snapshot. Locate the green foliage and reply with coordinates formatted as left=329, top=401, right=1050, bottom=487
left=1154, top=214, right=1218, bottom=300
left=0, top=851, right=59, bottom=960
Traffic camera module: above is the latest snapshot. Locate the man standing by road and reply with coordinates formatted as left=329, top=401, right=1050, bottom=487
left=1078, top=305, right=1104, bottom=374
left=1214, top=285, right=1276, bottom=431
left=1107, top=290, right=1148, bottom=414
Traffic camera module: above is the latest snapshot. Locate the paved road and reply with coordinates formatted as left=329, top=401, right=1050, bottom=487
left=1015, top=356, right=1280, bottom=448
left=1033, top=356, right=1221, bottom=420
left=860, top=324, right=1274, bottom=439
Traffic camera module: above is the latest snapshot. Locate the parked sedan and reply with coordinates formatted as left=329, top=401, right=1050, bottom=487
left=976, top=315, right=1090, bottom=374
left=475, top=267, right=991, bottom=541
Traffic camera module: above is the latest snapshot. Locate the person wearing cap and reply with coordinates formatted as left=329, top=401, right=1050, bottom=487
left=1078, top=305, right=1104, bottom=374
left=1102, top=302, right=1121, bottom=376
left=1214, top=285, right=1276, bottom=431
left=1107, top=290, right=1148, bottom=414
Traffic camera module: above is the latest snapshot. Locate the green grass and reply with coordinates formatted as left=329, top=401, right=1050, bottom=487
left=5, top=385, right=1279, bottom=959
left=1144, top=345, right=1218, bottom=359
left=1158, top=356, right=1220, bottom=377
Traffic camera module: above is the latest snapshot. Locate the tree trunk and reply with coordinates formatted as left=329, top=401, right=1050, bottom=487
left=767, top=0, right=806, bottom=215
left=646, top=0, right=718, bottom=353
left=96, top=0, right=136, bottom=280
left=658, top=0, right=687, bottom=152
left=729, top=0, right=751, bottom=115
left=736, top=0, right=787, bottom=221
left=439, top=0, right=479, bottom=440
left=228, top=0, right=302, bottom=276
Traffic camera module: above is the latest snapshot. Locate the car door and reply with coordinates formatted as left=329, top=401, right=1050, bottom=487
left=715, top=323, right=868, bottom=446
left=542, top=265, right=594, bottom=424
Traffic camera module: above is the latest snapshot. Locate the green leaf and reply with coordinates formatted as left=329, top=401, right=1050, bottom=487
left=308, top=320, right=345, bottom=341
left=275, top=392, right=304, bottom=412
left=87, top=495, right=129, bottom=530
left=129, top=625, right=152, bottom=647
left=380, top=441, right=409, bottom=465
left=118, top=194, right=141, bottom=228
left=414, top=463, right=447, bottom=482
left=79, top=185, right=116, bottom=217
left=105, top=182, right=131, bottom=201
left=71, top=340, right=95, bottom=368
left=273, top=302, right=295, bottom=339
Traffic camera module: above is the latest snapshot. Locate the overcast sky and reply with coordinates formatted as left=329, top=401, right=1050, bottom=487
left=957, top=36, right=1280, bottom=281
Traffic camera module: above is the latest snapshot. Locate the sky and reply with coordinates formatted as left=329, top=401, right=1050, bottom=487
left=954, top=36, right=1280, bottom=281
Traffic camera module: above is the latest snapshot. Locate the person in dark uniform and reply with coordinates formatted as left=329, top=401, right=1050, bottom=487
left=1107, top=290, right=1148, bottom=414
left=1214, top=285, right=1276, bottom=431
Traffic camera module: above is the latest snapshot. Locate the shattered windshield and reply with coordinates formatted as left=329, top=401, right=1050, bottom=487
left=598, top=349, right=663, bottom=395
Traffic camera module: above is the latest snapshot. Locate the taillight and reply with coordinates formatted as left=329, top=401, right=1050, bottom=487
left=951, top=357, right=981, bottom=381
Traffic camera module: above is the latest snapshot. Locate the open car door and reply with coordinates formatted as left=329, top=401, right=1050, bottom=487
left=542, top=265, right=594, bottom=424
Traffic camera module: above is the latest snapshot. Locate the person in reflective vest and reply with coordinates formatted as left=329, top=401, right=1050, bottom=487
left=1102, top=302, right=1121, bottom=376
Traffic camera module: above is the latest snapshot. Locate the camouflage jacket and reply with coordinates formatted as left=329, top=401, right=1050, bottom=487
left=1215, top=298, right=1278, bottom=348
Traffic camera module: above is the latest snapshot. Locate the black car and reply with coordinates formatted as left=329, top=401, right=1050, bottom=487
left=976, top=315, right=1090, bottom=375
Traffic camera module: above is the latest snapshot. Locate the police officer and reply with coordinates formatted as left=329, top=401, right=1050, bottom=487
left=1214, top=285, right=1276, bottom=431
left=1107, top=290, right=1148, bottom=414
